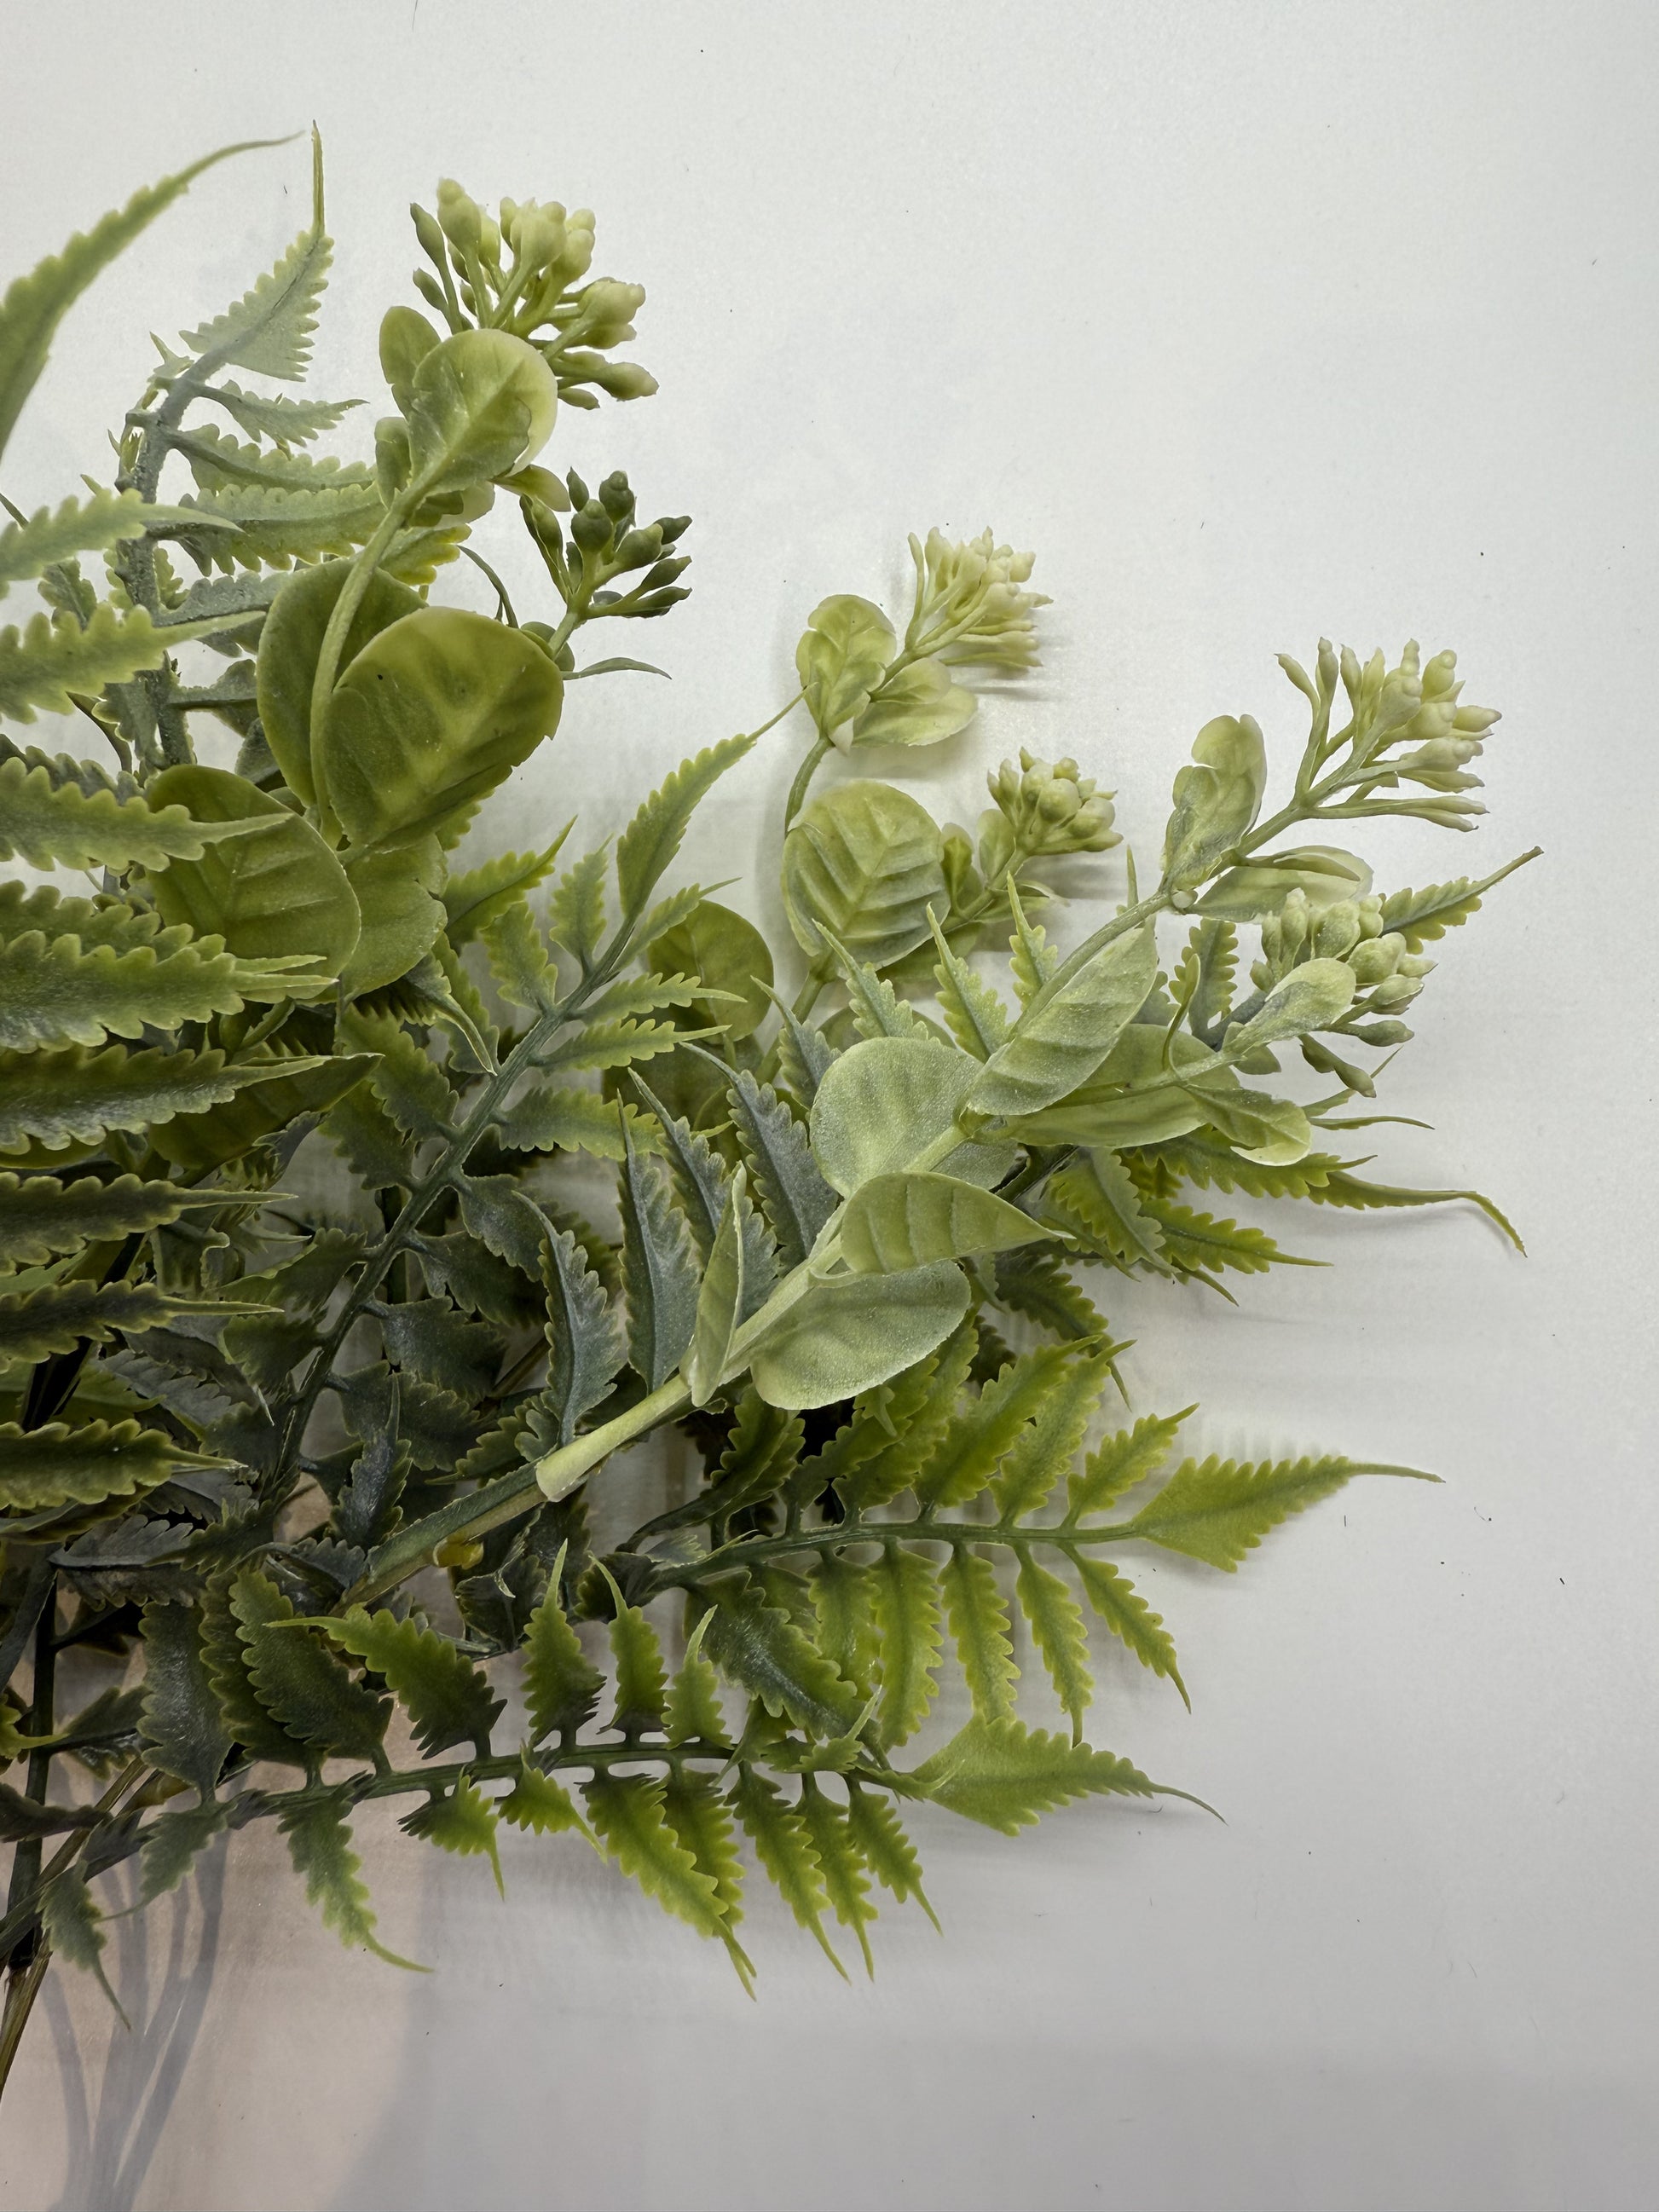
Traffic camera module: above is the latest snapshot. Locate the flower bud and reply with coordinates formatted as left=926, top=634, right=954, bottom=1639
left=1313, top=901, right=1361, bottom=960
left=1278, top=888, right=1311, bottom=959
left=411, top=201, right=448, bottom=268
left=1367, top=973, right=1422, bottom=1011
left=1356, top=894, right=1384, bottom=939
left=570, top=499, right=612, bottom=554
left=1347, top=932, right=1404, bottom=986
left=436, top=178, right=483, bottom=257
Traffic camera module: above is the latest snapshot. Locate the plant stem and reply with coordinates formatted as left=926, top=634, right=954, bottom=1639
left=0, top=1943, right=50, bottom=2104
left=783, top=731, right=831, bottom=829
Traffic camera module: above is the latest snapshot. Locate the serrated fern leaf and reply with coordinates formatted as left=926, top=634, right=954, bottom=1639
left=1014, top=1557, right=1094, bottom=1740
left=0, top=1419, right=223, bottom=1516
left=177, top=131, right=330, bottom=380
left=0, top=1043, right=310, bottom=1152
left=991, top=1341, right=1114, bottom=1521
left=992, top=1249, right=1109, bottom=1342
left=1142, top=1199, right=1312, bottom=1279
left=137, top=1799, right=228, bottom=1905
left=279, top=1793, right=424, bottom=1969
left=546, top=845, right=609, bottom=968
left=0, top=604, right=176, bottom=726
left=701, top=1576, right=861, bottom=1740
left=0, top=1280, right=205, bottom=1366
left=139, top=1602, right=232, bottom=1800
left=665, top=1628, right=729, bottom=1747
left=870, top=1546, right=941, bottom=1749
left=1066, top=1408, right=1193, bottom=1522
left=499, top=1758, right=592, bottom=1841
left=0, top=139, right=254, bottom=463
left=615, top=732, right=755, bottom=923
left=731, top=1767, right=845, bottom=1975
left=844, top=1780, right=937, bottom=1928
left=200, top=380, right=361, bottom=448
left=170, top=481, right=386, bottom=572
left=931, top=920, right=1010, bottom=1058
left=940, top=1549, right=1018, bottom=1722
left=38, top=1868, right=127, bottom=2024
left=1302, top=1169, right=1523, bottom=1250
left=0, top=490, right=159, bottom=597
left=307, top=1606, right=503, bottom=1758
left=522, top=1570, right=604, bottom=1745
left=0, top=754, right=262, bottom=869
left=1123, top=1453, right=1433, bottom=1569
left=167, top=424, right=374, bottom=494
left=661, top=1773, right=754, bottom=1989
left=797, top=1776, right=877, bottom=1975
left=479, top=896, right=556, bottom=1013
left=200, top=1575, right=303, bottom=1768
left=725, top=1071, right=835, bottom=1268
left=585, top=1772, right=731, bottom=1941
left=606, top=1595, right=668, bottom=1736
left=0, top=929, right=277, bottom=1050
left=401, top=1778, right=503, bottom=1895
left=832, top=1320, right=974, bottom=1514
left=230, top=1568, right=389, bottom=1765
left=530, top=1226, right=624, bottom=1451
left=496, top=1082, right=656, bottom=1161
left=619, top=1125, right=701, bottom=1388
left=1379, top=848, right=1539, bottom=949
left=1072, top=1557, right=1188, bottom=1707
left=912, top=1339, right=1077, bottom=1509
left=442, top=833, right=571, bottom=947
left=910, top=1714, right=1163, bottom=1834
left=1047, top=1146, right=1168, bottom=1269
left=629, top=1072, right=726, bottom=1255
left=809, top=1553, right=880, bottom=1701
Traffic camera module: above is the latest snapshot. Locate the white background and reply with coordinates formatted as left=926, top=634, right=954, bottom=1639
left=3, top=5, right=1656, bottom=2208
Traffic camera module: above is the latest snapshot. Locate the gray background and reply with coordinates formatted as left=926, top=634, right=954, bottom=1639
left=3, top=4, right=1656, bottom=2207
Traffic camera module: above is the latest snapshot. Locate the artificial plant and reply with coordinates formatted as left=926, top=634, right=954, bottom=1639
left=0, top=136, right=1531, bottom=2089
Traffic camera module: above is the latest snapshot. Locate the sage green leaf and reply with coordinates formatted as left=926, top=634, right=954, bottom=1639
left=851, top=653, right=976, bottom=748
left=495, top=1083, right=656, bottom=1161
left=1378, top=849, right=1540, bottom=949
left=832, top=1319, right=976, bottom=1512
left=660, top=1774, right=754, bottom=1988
left=795, top=594, right=896, bottom=738
left=1222, top=959, right=1356, bottom=1057
left=500, top=1759, right=592, bottom=1841
left=200, top=1576, right=306, bottom=1770
left=443, top=832, right=569, bottom=947
left=965, top=921, right=1158, bottom=1121
left=1196, top=844, right=1372, bottom=921
left=841, top=1171, right=1049, bottom=1273
left=1072, top=1557, right=1188, bottom=1707
left=1123, top=1453, right=1434, bottom=1569
left=402, top=1779, right=504, bottom=1895
left=154, top=1048, right=371, bottom=1173
left=137, top=1799, right=229, bottom=1905
left=0, top=923, right=284, bottom=1051
left=619, top=1119, right=701, bottom=1389
left=700, top=1577, right=861, bottom=1738
left=309, top=1606, right=503, bottom=1758
left=170, top=479, right=387, bottom=573
left=650, top=898, right=772, bottom=1039
left=1161, top=713, right=1267, bottom=890
left=279, top=1794, right=424, bottom=1969
left=940, top=1549, right=1018, bottom=1723
left=585, top=1772, right=730, bottom=1942
left=0, top=750, right=266, bottom=873
left=316, top=607, right=563, bottom=847
left=339, top=831, right=445, bottom=996
left=1014, top=1557, right=1093, bottom=1738
left=844, top=1781, right=936, bottom=1926
left=616, top=733, right=756, bottom=925
left=815, top=924, right=927, bottom=1040
left=1143, top=1200, right=1306, bottom=1279
left=0, top=1171, right=229, bottom=1263
left=0, top=138, right=258, bottom=464
left=683, top=1166, right=748, bottom=1406
left=782, top=779, right=945, bottom=967
left=147, top=765, right=360, bottom=987
left=38, top=1867, right=127, bottom=2024
left=255, top=558, right=421, bottom=805
left=0, top=490, right=171, bottom=599
left=730, top=1767, right=845, bottom=1973
left=796, top=1777, right=877, bottom=1976
left=546, top=846, right=609, bottom=969
left=405, top=327, right=558, bottom=494
left=991, top=1342, right=1115, bottom=1522
left=810, top=1034, right=977, bottom=1196
left=0, top=1281, right=209, bottom=1366
left=455, top=1173, right=551, bottom=1276
left=1066, top=1408, right=1192, bottom=1522
left=931, top=920, right=1011, bottom=1058
left=379, top=303, right=441, bottom=412
left=178, top=130, right=330, bottom=381
left=0, top=603, right=194, bottom=726
left=523, top=1566, right=604, bottom=1746
left=140, top=1603, right=232, bottom=1799
left=0, top=1042, right=331, bottom=1155
left=230, top=1568, right=390, bottom=1765
left=726, top=1071, right=835, bottom=1268
left=993, top=1249, right=1106, bottom=1343
left=203, top=382, right=360, bottom=448
left=870, top=1545, right=943, bottom=1749
left=749, top=1261, right=971, bottom=1411
left=1180, top=1082, right=1313, bottom=1167
left=1302, top=1168, right=1523, bottom=1250
left=1046, top=1146, right=1167, bottom=1268
left=0, top=1419, right=224, bottom=1516
left=912, top=1340, right=1077, bottom=1510
left=532, top=1226, right=624, bottom=1450
left=909, top=1714, right=1163, bottom=1834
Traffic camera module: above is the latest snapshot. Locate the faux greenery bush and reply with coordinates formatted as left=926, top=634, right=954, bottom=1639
left=0, top=136, right=1530, bottom=2089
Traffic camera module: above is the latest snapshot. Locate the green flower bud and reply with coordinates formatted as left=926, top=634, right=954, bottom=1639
left=1367, top=973, right=1422, bottom=1012
left=941, top=823, right=981, bottom=911
left=566, top=470, right=590, bottom=510
left=988, top=747, right=1118, bottom=857
left=570, top=500, right=612, bottom=554
left=1356, top=895, right=1384, bottom=939
left=410, top=201, right=448, bottom=267
left=1347, top=932, right=1404, bottom=986
left=600, top=471, right=635, bottom=522
left=1278, top=888, right=1311, bottom=960
left=1398, top=952, right=1436, bottom=979
left=1313, top=901, right=1361, bottom=960
left=436, top=178, right=483, bottom=257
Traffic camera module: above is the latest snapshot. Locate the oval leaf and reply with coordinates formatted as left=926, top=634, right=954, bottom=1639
left=749, top=1262, right=970, bottom=1410
left=405, top=328, right=558, bottom=495
left=256, top=558, right=422, bottom=805
left=841, top=1171, right=1052, bottom=1273
left=781, top=780, right=945, bottom=970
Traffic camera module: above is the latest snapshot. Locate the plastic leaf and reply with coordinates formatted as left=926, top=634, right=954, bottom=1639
left=308, top=1605, right=503, bottom=1758
left=750, top=1262, right=971, bottom=1412
left=1123, top=1453, right=1434, bottom=1569
left=910, top=1715, right=1164, bottom=1834
left=841, top=1170, right=1049, bottom=1273
left=279, top=1793, right=424, bottom=1969
left=616, top=733, right=756, bottom=924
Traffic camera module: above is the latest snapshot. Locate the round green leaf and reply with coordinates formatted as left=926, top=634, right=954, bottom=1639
left=749, top=1261, right=970, bottom=1409
left=781, top=779, right=945, bottom=969
left=810, top=1035, right=975, bottom=1195
left=146, top=765, right=359, bottom=990
left=850, top=655, right=976, bottom=749
left=795, top=594, right=896, bottom=740
left=379, top=304, right=442, bottom=414
left=1224, top=958, right=1356, bottom=1055
left=405, top=329, right=559, bottom=497
left=255, top=560, right=423, bottom=806
left=315, top=606, right=564, bottom=848
left=339, top=830, right=446, bottom=996
left=1161, top=714, right=1268, bottom=892
left=650, top=898, right=773, bottom=1041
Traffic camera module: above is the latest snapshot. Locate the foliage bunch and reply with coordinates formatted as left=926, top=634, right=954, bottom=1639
left=0, top=141, right=1529, bottom=2076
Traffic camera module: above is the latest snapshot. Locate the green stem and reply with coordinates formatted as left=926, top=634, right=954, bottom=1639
left=307, top=505, right=408, bottom=750
left=783, top=731, right=831, bottom=830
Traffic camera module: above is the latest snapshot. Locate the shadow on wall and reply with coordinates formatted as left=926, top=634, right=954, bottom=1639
left=40, top=1839, right=227, bottom=2212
